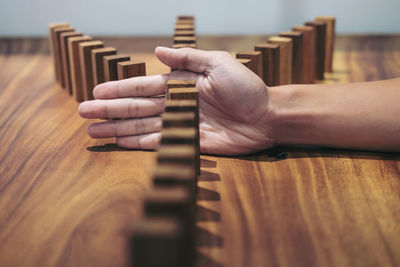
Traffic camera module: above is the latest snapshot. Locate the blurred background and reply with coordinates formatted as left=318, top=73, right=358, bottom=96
left=1, top=0, right=399, bottom=36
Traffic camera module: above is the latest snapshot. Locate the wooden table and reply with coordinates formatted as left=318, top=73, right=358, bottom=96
left=0, top=35, right=399, bottom=267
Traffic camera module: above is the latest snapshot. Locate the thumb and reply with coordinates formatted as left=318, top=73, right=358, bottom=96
left=155, top=46, right=213, bottom=74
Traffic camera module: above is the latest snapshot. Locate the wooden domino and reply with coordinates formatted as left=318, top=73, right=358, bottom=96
left=267, top=36, right=293, bottom=85
left=315, top=16, right=336, bottom=73
left=178, top=15, right=194, bottom=20
left=48, top=22, right=69, bottom=82
left=53, top=26, right=75, bottom=87
left=305, top=21, right=326, bottom=80
left=173, top=36, right=196, bottom=45
left=79, top=40, right=104, bottom=100
left=68, top=35, right=93, bottom=102
left=172, top=43, right=196, bottom=49
left=153, top=163, right=196, bottom=192
left=237, top=58, right=251, bottom=68
left=160, top=128, right=197, bottom=146
left=59, top=31, right=83, bottom=94
left=174, top=30, right=195, bottom=37
left=131, top=216, right=184, bottom=267
left=293, top=26, right=316, bottom=84
left=279, top=31, right=303, bottom=84
left=117, top=61, right=146, bottom=80
left=103, top=54, right=131, bottom=82
left=144, top=187, right=195, bottom=266
left=91, top=47, right=117, bottom=86
left=168, top=87, right=198, bottom=100
left=236, top=51, right=263, bottom=80
left=162, top=112, right=196, bottom=128
left=175, top=24, right=194, bottom=31
left=255, top=43, right=280, bottom=86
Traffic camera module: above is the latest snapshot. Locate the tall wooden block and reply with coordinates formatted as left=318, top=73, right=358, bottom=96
left=173, top=36, right=196, bottom=45
left=255, top=44, right=280, bottom=86
left=53, top=27, right=75, bottom=87
left=68, top=36, right=93, bottom=102
left=79, top=41, right=104, bottom=101
left=279, top=31, right=303, bottom=84
left=267, top=37, right=293, bottom=85
left=305, top=21, right=326, bottom=80
left=174, top=30, right=195, bottom=37
left=117, top=61, right=146, bottom=80
left=91, top=47, right=117, bottom=86
left=144, top=187, right=195, bottom=267
left=48, top=22, right=69, bottom=82
left=103, top=54, right=131, bottom=82
left=131, top=217, right=184, bottom=267
left=316, top=16, right=336, bottom=73
left=172, top=44, right=196, bottom=49
left=60, top=31, right=83, bottom=94
left=293, top=26, right=316, bottom=84
left=153, top=163, right=196, bottom=193
left=236, top=51, right=263, bottom=80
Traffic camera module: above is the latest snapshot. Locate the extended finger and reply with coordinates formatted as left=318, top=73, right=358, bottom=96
left=87, top=117, right=162, bottom=138
left=78, top=97, right=164, bottom=119
left=116, top=132, right=161, bottom=150
left=155, top=46, right=215, bottom=74
left=93, top=74, right=168, bottom=99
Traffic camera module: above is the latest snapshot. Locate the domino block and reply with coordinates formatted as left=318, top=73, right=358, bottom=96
left=68, top=36, right=93, bottom=102
left=315, top=16, right=336, bottom=73
left=167, top=80, right=196, bottom=89
left=162, top=112, right=196, bottom=128
left=144, top=187, right=195, bottom=267
left=60, top=31, right=83, bottom=94
left=305, top=21, right=326, bottom=80
left=174, top=30, right=195, bottom=37
left=53, top=26, right=75, bottom=87
left=178, top=15, right=194, bottom=20
left=131, top=216, right=184, bottom=267
left=48, top=22, right=69, bottom=82
left=236, top=51, right=263, bottom=80
left=91, top=47, right=117, bottom=86
left=292, top=26, right=316, bottom=84
left=173, top=36, right=196, bottom=45
left=153, top=163, right=196, bottom=192
left=237, top=58, right=251, bottom=68
left=168, top=87, right=198, bottom=100
left=103, top=54, right=131, bottom=82
left=79, top=40, right=104, bottom=101
left=267, top=36, right=293, bottom=85
left=117, top=61, right=146, bottom=80
left=279, top=31, right=303, bottom=84
left=255, top=43, right=280, bottom=86
left=175, top=24, right=194, bottom=31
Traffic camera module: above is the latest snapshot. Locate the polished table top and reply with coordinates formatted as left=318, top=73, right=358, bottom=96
left=0, top=35, right=399, bottom=267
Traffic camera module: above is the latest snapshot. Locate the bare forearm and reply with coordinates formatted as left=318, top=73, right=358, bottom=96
left=269, top=78, right=400, bottom=151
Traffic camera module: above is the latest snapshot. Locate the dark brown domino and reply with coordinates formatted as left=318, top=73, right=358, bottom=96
left=79, top=41, right=104, bottom=100
left=91, top=47, right=117, bottom=86
left=117, top=61, right=146, bottom=80
left=236, top=51, right=263, bottom=80
left=267, top=36, right=293, bottom=85
left=255, top=43, right=280, bottom=86
left=60, top=31, right=83, bottom=94
left=48, top=22, right=69, bottom=82
left=305, top=21, right=326, bottom=80
left=174, top=30, right=195, bottom=37
left=68, top=36, right=93, bottom=102
left=153, top=163, right=196, bottom=193
left=173, top=36, right=196, bottom=44
left=131, top=216, right=184, bottom=267
left=279, top=31, right=304, bottom=84
left=103, top=54, right=131, bottom=82
left=53, top=26, right=75, bottom=87
left=293, top=26, right=316, bottom=84
left=315, top=16, right=336, bottom=73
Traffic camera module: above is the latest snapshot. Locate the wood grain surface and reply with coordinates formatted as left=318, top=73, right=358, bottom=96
left=0, top=35, right=400, bottom=267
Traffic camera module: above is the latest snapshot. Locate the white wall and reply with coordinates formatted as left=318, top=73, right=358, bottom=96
left=0, top=0, right=399, bottom=36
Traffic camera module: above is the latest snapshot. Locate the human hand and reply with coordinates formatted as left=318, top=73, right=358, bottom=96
left=78, top=47, right=276, bottom=155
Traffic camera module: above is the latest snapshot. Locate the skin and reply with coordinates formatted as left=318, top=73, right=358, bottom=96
left=78, top=47, right=400, bottom=155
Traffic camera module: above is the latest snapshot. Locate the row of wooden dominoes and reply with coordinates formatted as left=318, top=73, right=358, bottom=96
left=173, top=16, right=197, bottom=49
left=48, top=23, right=146, bottom=102
left=131, top=80, right=200, bottom=267
left=236, top=16, right=336, bottom=86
